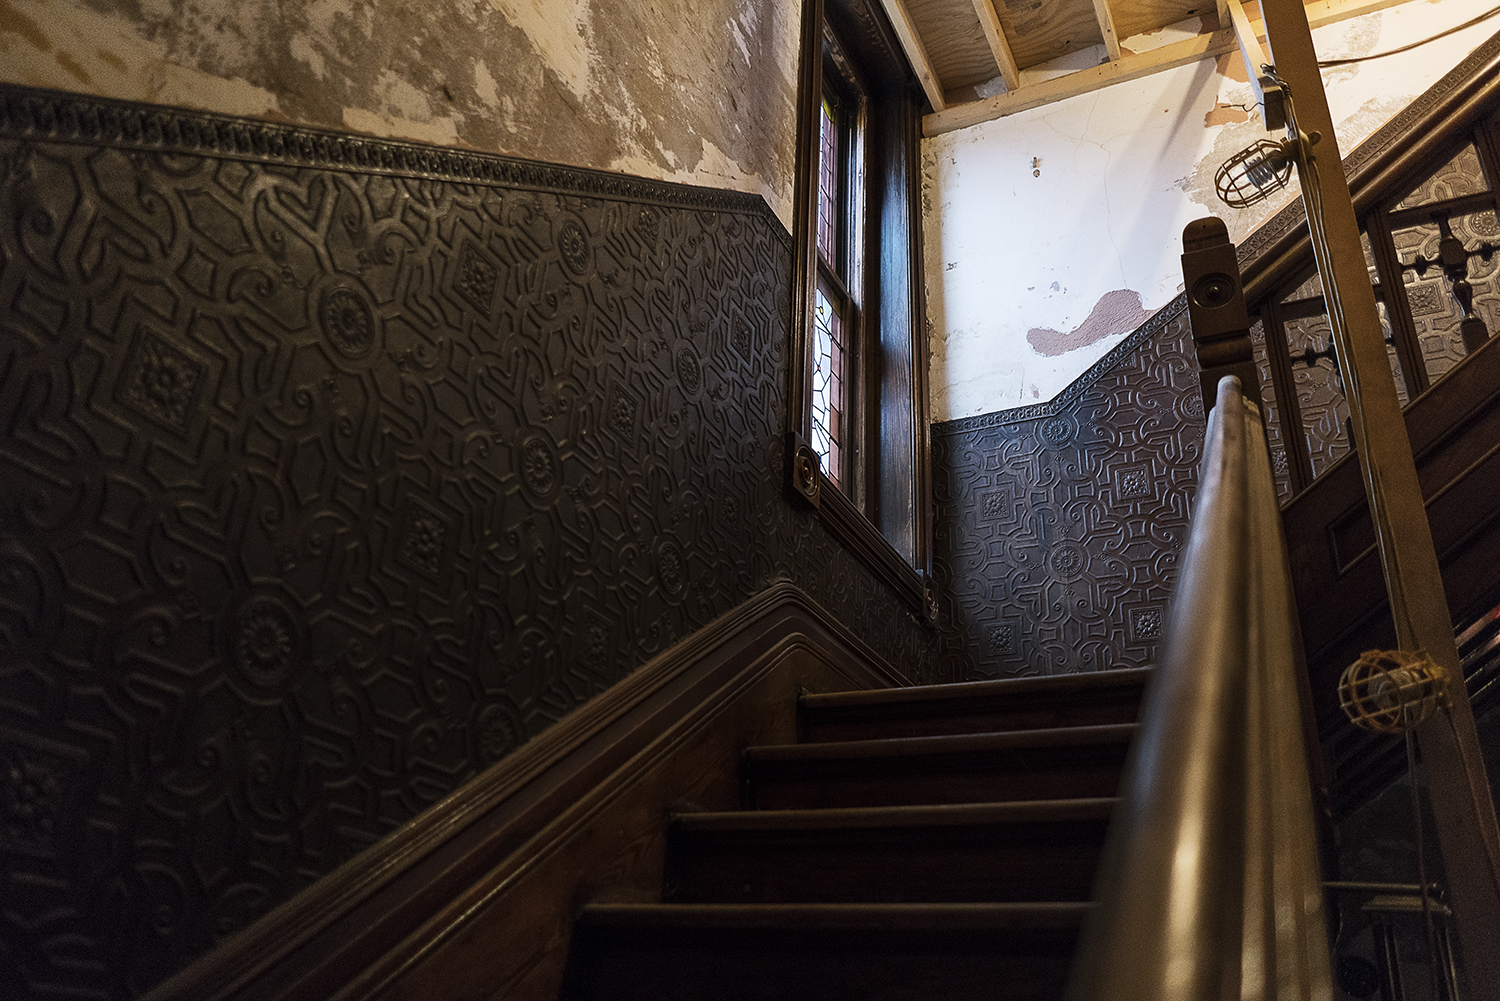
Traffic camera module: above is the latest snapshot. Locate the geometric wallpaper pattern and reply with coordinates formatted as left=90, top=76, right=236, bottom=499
left=929, top=301, right=1205, bottom=682
left=0, top=86, right=938, bottom=998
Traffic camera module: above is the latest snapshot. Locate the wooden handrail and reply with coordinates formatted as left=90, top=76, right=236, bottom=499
left=1067, top=376, right=1332, bottom=999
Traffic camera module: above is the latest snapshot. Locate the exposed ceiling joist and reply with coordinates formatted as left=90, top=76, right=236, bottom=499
left=1225, top=0, right=1286, bottom=127
left=921, top=0, right=1418, bottom=136
left=971, top=0, right=1021, bottom=90
left=876, top=0, right=949, bottom=111
left=1091, top=0, right=1124, bottom=61
left=926, top=28, right=1237, bottom=134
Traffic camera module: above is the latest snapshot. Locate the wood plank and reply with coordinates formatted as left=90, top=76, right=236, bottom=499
left=1092, top=0, right=1124, bottom=60
left=876, top=0, right=948, bottom=111
left=994, top=0, right=1106, bottom=69
left=971, top=0, right=1021, bottom=90
left=925, top=0, right=1420, bottom=136
left=800, top=666, right=1149, bottom=741
left=925, top=28, right=1238, bottom=135
left=664, top=800, right=1114, bottom=904
left=568, top=903, right=1086, bottom=1001
left=1113, top=0, right=1216, bottom=45
left=745, top=724, right=1136, bottom=809
left=1226, top=0, right=1285, bottom=128
left=906, top=0, right=1006, bottom=91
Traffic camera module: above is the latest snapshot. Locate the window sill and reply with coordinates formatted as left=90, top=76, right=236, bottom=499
left=786, top=432, right=935, bottom=622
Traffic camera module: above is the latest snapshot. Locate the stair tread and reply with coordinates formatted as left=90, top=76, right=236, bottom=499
left=672, top=797, right=1117, bottom=832
left=579, top=901, right=1092, bottom=931
left=804, top=668, right=1152, bottom=711
left=747, top=722, right=1137, bottom=763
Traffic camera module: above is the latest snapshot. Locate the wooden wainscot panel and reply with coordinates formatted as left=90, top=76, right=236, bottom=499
left=145, top=583, right=908, bottom=1001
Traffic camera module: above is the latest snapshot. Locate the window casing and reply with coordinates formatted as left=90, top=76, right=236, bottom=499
left=788, top=0, right=933, bottom=619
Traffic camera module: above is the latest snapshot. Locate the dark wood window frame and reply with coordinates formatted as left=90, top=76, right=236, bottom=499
left=786, top=0, right=935, bottom=620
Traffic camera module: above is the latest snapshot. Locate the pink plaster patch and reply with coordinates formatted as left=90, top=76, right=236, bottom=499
left=1027, top=289, right=1149, bottom=357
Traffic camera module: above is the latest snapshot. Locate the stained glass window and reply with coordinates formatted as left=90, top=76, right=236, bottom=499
left=811, top=282, right=845, bottom=486
left=817, top=96, right=839, bottom=269
left=810, top=77, right=853, bottom=488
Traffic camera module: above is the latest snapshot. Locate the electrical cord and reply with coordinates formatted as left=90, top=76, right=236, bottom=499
left=1317, top=1, right=1500, bottom=66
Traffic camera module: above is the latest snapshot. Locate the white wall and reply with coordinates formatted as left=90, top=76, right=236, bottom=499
left=0, top=0, right=802, bottom=230
left=925, top=0, right=1500, bottom=422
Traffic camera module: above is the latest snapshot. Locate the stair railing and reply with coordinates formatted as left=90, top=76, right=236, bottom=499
left=1066, top=375, right=1333, bottom=1000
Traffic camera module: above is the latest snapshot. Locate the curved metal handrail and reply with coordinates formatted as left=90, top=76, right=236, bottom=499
left=1067, top=375, right=1333, bottom=1000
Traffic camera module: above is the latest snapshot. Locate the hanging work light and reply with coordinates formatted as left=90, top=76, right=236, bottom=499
left=1214, top=137, right=1298, bottom=208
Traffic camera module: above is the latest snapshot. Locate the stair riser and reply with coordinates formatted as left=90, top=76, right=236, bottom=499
left=746, top=748, right=1129, bottom=809
left=800, top=694, right=1145, bottom=742
left=664, top=824, right=1108, bottom=903
left=566, top=928, right=1079, bottom=1001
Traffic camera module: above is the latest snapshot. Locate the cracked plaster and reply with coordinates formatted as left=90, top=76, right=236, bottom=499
left=0, top=0, right=799, bottom=229
left=924, top=0, right=1500, bottom=422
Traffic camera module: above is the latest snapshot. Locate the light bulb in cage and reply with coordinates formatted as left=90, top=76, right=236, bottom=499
left=1338, top=648, right=1448, bottom=734
left=1214, top=138, right=1297, bottom=209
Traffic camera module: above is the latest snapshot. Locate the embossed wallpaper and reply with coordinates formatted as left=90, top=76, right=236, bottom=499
left=0, top=87, right=938, bottom=998
left=929, top=302, right=1204, bottom=681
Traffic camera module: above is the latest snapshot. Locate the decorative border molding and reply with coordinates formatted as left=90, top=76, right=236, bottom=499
left=0, top=84, right=790, bottom=245
left=933, top=26, right=1500, bottom=441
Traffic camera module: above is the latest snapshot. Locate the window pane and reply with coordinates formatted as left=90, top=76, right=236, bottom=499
left=811, top=283, right=846, bottom=486
left=817, top=96, right=838, bottom=269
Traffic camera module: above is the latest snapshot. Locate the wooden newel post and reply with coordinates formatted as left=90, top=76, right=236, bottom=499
left=1256, top=0, right=1500, bottom=993
left=1181, top=217, right=1263, bottom=417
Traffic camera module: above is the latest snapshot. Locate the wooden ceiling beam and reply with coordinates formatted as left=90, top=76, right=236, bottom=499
left=876, top=0, right=947, bottom=111
left=926, top=29, right=1236, bottom=135
left=1091, top=0, right=1124, bottom=61
left=970, top=0, right=1021, bottom=91
left=1225, top=0, right=1285, bottom=128
left=924, top=0, right=1419, bottom=136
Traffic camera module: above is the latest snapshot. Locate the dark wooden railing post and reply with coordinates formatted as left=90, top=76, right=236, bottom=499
left=1182, top=217, right=1264, bottom=417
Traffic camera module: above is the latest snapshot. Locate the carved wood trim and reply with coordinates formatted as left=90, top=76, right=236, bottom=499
left=142, top=582, right=909, bottom=1001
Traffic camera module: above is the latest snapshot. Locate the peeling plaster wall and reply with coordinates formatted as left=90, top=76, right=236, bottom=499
left=925, top=0, right=1500, bottom=422
left=0, top=0, right=800, bottom=229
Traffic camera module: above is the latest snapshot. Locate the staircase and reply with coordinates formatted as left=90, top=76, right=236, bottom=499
left=562, top=667, right=1151, bottom=1000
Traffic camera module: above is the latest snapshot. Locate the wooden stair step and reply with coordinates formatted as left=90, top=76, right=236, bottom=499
left=566, top=902, right=1089, bottom=1001
left=664, top=798, right=1115, bottom=904
left=801, top=668, right=1151, bottom=741
left=744, top=723, right=1136, bottom=809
